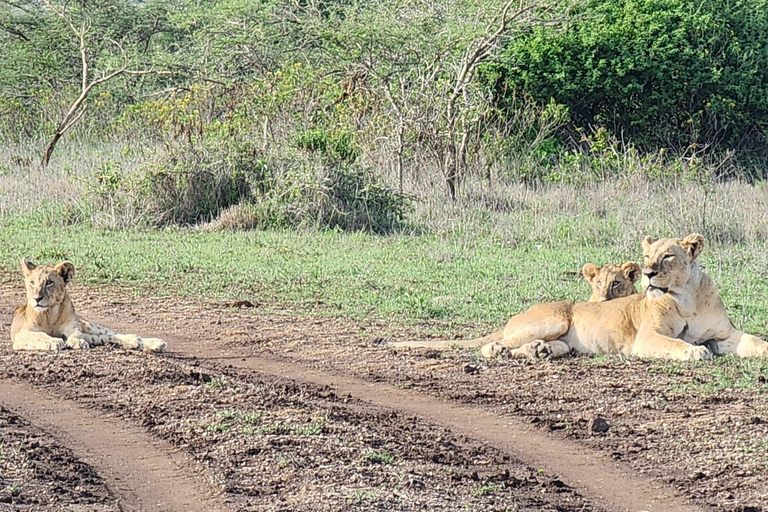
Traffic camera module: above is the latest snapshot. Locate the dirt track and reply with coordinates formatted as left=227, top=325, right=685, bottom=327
left=2, top=283, right=767, bottom=511
left=0, top=380, right=224, bottom=512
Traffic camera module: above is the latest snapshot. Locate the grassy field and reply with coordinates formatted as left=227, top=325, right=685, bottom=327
left=4, top=185, right=768, bottom=338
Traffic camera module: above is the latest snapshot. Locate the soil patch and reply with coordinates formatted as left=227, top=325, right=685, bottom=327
left=0, top=405, right=119, bottom=511
left=0, top=347, right=600, bottom=511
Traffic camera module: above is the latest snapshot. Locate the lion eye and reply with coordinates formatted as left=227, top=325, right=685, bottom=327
left=611, top=282, right=619, bottom=288
left=596, top=281, right=603, bottom=287
left=45, top=280, right=53, bottom=288
left=663, top=254, right=675, bottom=261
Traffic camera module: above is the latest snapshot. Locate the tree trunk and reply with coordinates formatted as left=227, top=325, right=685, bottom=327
left=444, top=144, right=458, bottom=200
left=396, top=119, right=405, bottom=192
left=41, top=131, right=63, bottom=168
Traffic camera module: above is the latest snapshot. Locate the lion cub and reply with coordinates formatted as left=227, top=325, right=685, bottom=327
left=11, top=259, right=167, bottom=353
left=582, top=262, right=640, bottom=302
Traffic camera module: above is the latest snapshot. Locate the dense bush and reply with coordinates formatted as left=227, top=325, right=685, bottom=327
left=488, top=0, right=768, bottom=151
left=85, top=138, right=411, bottom=233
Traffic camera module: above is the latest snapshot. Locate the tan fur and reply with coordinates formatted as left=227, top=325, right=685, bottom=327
left=389, top=235, right=768, bottom=361
left=11, top=259, right=167, bottom=353
left=388, top=261, right=639, bottom=350
left=582, top=261, right=640, bottom=302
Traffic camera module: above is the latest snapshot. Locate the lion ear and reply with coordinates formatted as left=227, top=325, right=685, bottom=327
left=55, top=261, right=75, bottom=284
left=582, top=263, right=598, bottom=282
left=621, top=262, right=641, bottom=282
left=21, top=258, right=35, bottom=276
left=642, top=236, right=656, bottom=252
left=681, top=234, right=705, bottom=260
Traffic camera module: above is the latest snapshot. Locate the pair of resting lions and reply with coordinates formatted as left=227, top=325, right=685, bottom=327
left=11, top=259, right=166, bottom=353
left=390, top=234, right=768, bottom=361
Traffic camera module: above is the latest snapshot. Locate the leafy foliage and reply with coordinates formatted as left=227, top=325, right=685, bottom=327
left=490, top=0, right=768, bottom=151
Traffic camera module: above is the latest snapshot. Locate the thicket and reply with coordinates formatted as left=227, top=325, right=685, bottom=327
left=2, top=0, right=768, bottom=229
left=490, top=0, right=768, bottom=153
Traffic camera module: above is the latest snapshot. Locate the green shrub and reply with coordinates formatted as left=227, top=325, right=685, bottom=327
left=489, top=0, right=768, bottom=152
left=294, top=127, right=361, bottom=164
left=83, top=138, right=411, bottom=232
left=139, top=140, right=265, bottom=226
left=205, top=161, right=412, bottom=233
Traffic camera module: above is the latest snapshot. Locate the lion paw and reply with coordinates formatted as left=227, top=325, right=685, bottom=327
left=141, top=337, right=167, bottom=353
left=51, top=338, right=67, bottom=351
left=66, top=336, right=90, bottom=350
left=681, top=345, right=712, bottom=361
left=480, top=342, right=508, bottom=359
left=113, top=334, right=141, bottom=350
left=530, top=340, right=553, bottom=360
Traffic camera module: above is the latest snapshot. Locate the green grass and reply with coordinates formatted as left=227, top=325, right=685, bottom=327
left=215, top=408, right=263, bottom=425
left=201, top=407, right=324, bottom=436
left=254, top=421, right=323, bottom=436
left=203, top=422, right=232, bottom=433
left=4, top=209, right=768, bottom=338
left=205, top=376, right=228, bottom=390
left=362, top=449, right=394, bottom=464
left=472, top=482, right=503, bottom=496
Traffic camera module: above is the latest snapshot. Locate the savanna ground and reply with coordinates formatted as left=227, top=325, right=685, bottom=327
left=1, top=143, right=768, bottom=511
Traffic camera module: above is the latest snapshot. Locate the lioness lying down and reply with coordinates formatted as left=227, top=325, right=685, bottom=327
left=390, top=235, right=768, bottom=361
left=11, top=259, right=167, bottom=353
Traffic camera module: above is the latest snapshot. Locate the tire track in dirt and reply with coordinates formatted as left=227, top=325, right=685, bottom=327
left=1, top=288, right=707, bottom=512
left=84, top=310, right=705, bottom=512
left=0, top=380, right=225, bottom=512
left=175, top=344, right=705, bottom=512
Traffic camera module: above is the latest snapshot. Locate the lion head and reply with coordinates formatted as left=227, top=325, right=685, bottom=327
left=641, top=234, right=704, bottom=298
left=582, top=262, right=641, bottom=302
left=21, top=259, right=74, bottom=312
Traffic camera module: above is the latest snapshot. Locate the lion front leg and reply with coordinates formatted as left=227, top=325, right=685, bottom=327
left=711, top=330, right=768, bottom=358
left=632, top=332, right=712, bottom=361
left=78, top=317, right=166, bottom=352
left=13, top=330, right=66, bottom=351
left=76, top=318, right=115, bottom=347
left=65, top=331, right=91, bottom=349
left=110, top=334, right=167, bottom=353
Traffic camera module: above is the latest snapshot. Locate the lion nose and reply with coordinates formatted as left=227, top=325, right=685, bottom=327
left=643, top=268, right=658, bottom=279
left=34, top=295, right=44, bottom=303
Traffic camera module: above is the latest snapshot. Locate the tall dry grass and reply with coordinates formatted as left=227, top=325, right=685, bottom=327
left=3, top=138, right=768, bottom=252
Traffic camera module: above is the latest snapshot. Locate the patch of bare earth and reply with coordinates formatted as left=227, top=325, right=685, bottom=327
left=0, top=406, right=119, bottom=511
left=56, top=284, right=768, bottom=512
left=1, top=289, right=602, bottom=511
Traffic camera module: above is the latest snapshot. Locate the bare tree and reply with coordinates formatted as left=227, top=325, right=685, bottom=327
left=40, top=0, right=161, bottom=168
left=342, top=0, right=566, bottom=199
left=439, top=0, right=559, bottom=199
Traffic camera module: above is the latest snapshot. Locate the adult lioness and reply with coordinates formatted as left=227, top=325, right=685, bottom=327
left=389, top=235, right=768, bottom=361
left=582, top=261, right=640, bottom=302
left=11, top=259, right=167, bottom=353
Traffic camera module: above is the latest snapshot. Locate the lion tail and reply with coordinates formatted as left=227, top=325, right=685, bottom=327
left=387, top=328, right=504, bottom=350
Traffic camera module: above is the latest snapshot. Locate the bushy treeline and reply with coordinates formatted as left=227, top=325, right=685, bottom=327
left=490, top=0, right=768, bottom=152
left=2, top=0, right=768, bottom=228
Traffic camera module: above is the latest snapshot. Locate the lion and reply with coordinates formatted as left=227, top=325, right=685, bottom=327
left=11, top=259, right=167, bottom=353
left=389, top=234, right=768, bottom=361
left=582, top=261, right=640, bottom=302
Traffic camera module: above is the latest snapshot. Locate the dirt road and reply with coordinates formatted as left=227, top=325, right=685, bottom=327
left=3, top=284, right=766, bottom=510
left=0, top=380, right=225, bottom=512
